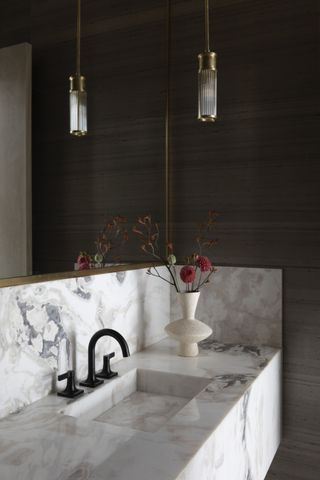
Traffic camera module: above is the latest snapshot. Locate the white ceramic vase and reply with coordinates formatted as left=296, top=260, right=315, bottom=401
left=165, top=292, right=212, bottom=357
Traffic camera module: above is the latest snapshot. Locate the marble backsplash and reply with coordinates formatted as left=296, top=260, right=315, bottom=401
left=171, top=266, right=282, bottom=348
left=0, top=268, right=170, bottom=419
left=0, top=265, right=282, bottom=420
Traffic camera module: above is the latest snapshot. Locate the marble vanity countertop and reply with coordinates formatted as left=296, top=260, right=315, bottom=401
left=0, top=338, right=281, bottom=480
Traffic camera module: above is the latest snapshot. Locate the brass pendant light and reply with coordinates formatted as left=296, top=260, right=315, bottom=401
left=198, top=0, right=217, bottom=122
left=69, top=0, right=87, bottom=136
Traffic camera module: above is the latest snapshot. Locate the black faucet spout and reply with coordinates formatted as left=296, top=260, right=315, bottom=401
left=80, top=328, right=130, bottom=388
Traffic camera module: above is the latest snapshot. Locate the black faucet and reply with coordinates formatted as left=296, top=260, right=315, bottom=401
left=80, top=329, right=130, bottom=388
left=57, top=370, right=84, bottom=398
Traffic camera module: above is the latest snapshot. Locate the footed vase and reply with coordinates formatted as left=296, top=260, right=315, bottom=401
left=165, top=292, right=212, bottom=357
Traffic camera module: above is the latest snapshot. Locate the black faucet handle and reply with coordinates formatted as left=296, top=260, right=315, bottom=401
left=96, top=352, right=118, bottom=379
left=57, top=370, right=84, bottom=398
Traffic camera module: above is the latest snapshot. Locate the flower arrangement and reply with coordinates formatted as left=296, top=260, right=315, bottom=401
left=95, top=215, right=128, bottom=263
left=76, top=215, right=128, bottom=270
left=132, top=211, right=218, bottom=292
left=76, top=251, right=91, bottom=271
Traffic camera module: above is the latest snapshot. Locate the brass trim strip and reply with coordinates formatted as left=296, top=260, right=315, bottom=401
left=0, top=263, right=161, bottom=289
left=165, top=0, right=172, bottom=256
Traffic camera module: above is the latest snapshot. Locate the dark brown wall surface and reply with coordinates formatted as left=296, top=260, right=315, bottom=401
left=170, top=0, right=320, bottom=478
left=0, top=0, right=30, bottom=46
left=170, top=0, right=319, bottom=267
left=1, top=0, right=167, bottom=273
left=1, top=0, right=320, bottom=478
left=32, top=0, right=168, bottom=273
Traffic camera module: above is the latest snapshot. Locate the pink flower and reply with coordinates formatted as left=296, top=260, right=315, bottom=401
left=196, top=255, right=212, bottom=272
left=180, top=265, right=196, bottom=283
left=77, top=253, right=90, bottom=271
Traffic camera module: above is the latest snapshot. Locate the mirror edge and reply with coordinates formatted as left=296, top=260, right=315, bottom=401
left=0, top=262, right=160, bottom=289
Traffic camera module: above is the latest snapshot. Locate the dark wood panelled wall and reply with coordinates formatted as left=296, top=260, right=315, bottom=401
left=1, top=0, right=320, bottom=478
left=169, top=0, right=320, bottom=478
left=1, top=0, right=167, bottom=273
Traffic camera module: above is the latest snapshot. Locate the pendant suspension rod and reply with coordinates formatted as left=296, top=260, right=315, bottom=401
left=76, top=0, right=81, bottom=76
left=204, top=0, right=210, bottom=52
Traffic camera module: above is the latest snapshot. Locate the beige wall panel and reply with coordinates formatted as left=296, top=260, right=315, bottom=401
left=0, top=43, right=31, bottom=278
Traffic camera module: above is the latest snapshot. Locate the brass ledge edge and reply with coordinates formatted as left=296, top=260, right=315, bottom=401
left=0, top=262, right=161, bottom=289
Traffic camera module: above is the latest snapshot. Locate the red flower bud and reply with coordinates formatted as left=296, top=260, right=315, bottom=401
left=196, top=255, right=212, bottom=272
left=180, top=265, right=196, bottom=284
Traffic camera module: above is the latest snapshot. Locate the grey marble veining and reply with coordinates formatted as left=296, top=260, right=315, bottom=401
left=171, top=266, right=282, bottom=348
left=0, top=268, right=170, bottom=419
left=96, top=391, right=189, bottom=432
left=0, top=265, right=282, bottom=423
left=0, top=338, right=281, bottom=480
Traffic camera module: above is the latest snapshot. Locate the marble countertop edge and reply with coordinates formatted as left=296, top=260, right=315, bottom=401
left=0, top=338, right=281, bottom=480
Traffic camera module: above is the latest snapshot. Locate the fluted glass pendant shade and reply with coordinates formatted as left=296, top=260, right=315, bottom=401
left=198, top=0, right=217, bottom=122
left=69, top=75, right=87, bottom=136
left=69, top=0, right=87, bottom=136
left=198, top=52, right=217, bottom=121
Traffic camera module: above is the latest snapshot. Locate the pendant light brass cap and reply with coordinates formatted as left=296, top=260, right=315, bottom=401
left=198, top=51, right=217, bottom=71
left=70, top=129, right=87, bottom=136
left=198, top=115, right=216, bottom=122
left=69, top=74, right=86, bottom=92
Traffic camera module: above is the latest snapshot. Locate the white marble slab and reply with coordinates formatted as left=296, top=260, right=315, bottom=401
left=0, top=338, right=281, bottom=480
left=176, top=347, right=281, bottom=480
left=0, top=268, right=170, bottom=419
left=0, top=265, right=282, bottom=423
left=171, top=266, right=282, bottom=348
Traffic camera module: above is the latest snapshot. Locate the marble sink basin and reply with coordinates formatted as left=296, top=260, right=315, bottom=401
left=60, top=369, right=210, bottom=433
